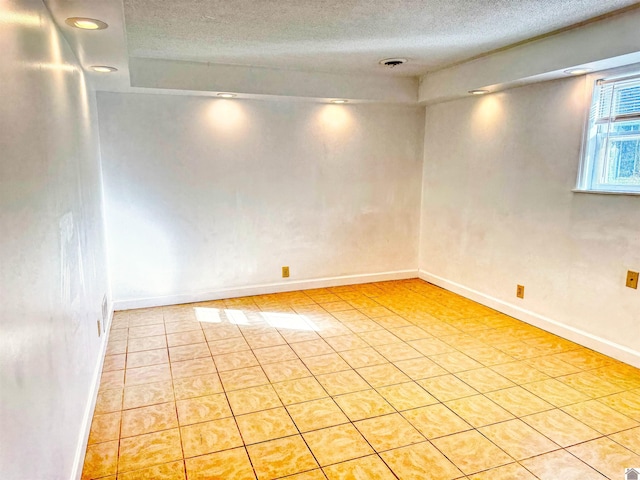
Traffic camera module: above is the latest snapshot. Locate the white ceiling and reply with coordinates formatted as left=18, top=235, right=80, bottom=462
left=123, top=0, right=639, bottom=77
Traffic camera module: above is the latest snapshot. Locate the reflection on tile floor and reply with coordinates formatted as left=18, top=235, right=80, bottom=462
left=83, top=279, right=640, bottom=479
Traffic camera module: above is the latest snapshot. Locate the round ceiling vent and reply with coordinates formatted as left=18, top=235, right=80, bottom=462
left=379, top=58, right=408, bottom=68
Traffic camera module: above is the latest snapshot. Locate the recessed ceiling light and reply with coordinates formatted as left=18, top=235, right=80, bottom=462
left=330, top=99, right=348, bottom=104
left=468, top=89, right=489, bottom=95
left=564, top=68, right=592, bottom=75
left=91, top=66, right=118, bottom=73
left=217, top=93, right=237, bottom=98
left=379, top=58, right=408, bottom=68
left=65, top=17, right=108, bottom=30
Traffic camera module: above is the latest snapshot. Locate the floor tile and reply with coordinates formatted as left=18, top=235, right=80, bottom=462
left=168, top=343, right=211, bottom=363
left=176, top=393, right=231, bottom=425
left=334, top=389, right=395, bottom=421
left=454, top=368, right=515, bottom=393
left=127, top=335, right=167, bottom=353
left=432, top=430, right=513, bottom=475
left=380, top=441, right=463, bottom=480
left=521, top=378, right=590, bottom=407
left=338, top=348, right=387, bottom=369
left=127, top=349, right=169, bottom=369
left=172, top=373, right=222, bottom=400
left=185, top=448, right=256, bottom=480
left=490, top=361, right=550, bottom=384
left=236, top=407, right=298, bottom=444
left=417, top=374, right=478, bottom=401
left=302, top=353, right=351, bottom=375
left=445, top=394, right=514, bottom=427
left=322, top=455, right=397, bottom=480
left=463, top=346, right=515, bottom=367
left=181, top=417, right=243, bottom=457
left=227, top=384, right=283, bottom=415
left=171, top=357, right=216, bottom=379
left=128, top=323, right=166, bottom=338
left=375, top=343, right=422, bottom=362
left=561, top=400, right=639, bottom=435
left=167, top=330, right=206, bottom=348
left=323, top=334, right=369, bottom=352
left=82, top=440, right=118, bottom=480
left=354, top=413, right=424, bottom=451
left=609, top=427, right=640, bottom=455
left=88, top=411, right=121, bottom=445
left=214, top=350, right=259, bottom=372
left=85, top=282, right=640, bottom=480
left=520, top=449, right=606, bottom=480
left=247, top=435, right=319, bottom=480
left=393, top=357, right=447, bottom=380
left=273, top=377, right=328, bottom=405
left=100, top=370, right=125, bottom=390
left=304, top=424, right=374, bottom=466
left=478, top=418, right=559, bottom=460
left=208, top=336, right=250, bottom=355
left=118, top=429, right=183, bottom=473
left=262, top=359, right=312, bottom=383
left=401, top=403, right=471, bottom=439
left=467, top=462, right=536, bottom=480
left=568, top=437, right=640, bottom=479
left=219, top=365, right=269, bottom=391
left=286, top=397, right=349, bottom=432
left=316, top=370, right=370, bottom=396
left=120, top=373, right=172, bottom=406
left=95, top=388, right=123, bottom=414
left=253, top=344, right=299, bottom=364
left=356, top=363, right=410, bottom=387
left=557, top=371, right=624, bottom=398
left=117, top=461, right=186, bottom=480
left=597, top=391, right=640, bottom=421
left=376, top=382, right=438, bottom=411
left=520, top=408, right=601, bottom=447
left=485, top=385, right=554, bottom=417
left=290, top=339, right=335, bottom=358
left=429, top=351, right=483, bottom=373
left=103, top=354, right=126, bottom=372
left=126, top=364, right=172, bottom=386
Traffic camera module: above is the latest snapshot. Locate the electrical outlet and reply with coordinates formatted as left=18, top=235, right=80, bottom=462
left=282, top=266, right=290, bottom=278
left=97, top=319, right=102, bottom=337
left=626, top=270, right=638, bottom=289
left=516, top=284, right=525, bottom=299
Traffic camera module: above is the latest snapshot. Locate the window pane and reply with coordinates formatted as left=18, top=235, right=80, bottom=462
left=604, top=134, right=640, bottom=185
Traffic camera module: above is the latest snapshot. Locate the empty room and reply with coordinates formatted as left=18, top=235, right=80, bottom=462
left=1, top=0, right=640, bottom=479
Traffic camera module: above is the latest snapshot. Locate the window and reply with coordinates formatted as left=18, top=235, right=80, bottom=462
left=577, top=67, right=640, bottom=194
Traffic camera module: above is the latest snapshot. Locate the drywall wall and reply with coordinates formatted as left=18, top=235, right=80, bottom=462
left=420, top=76, right=640, bottom=364
left=0, top=1, right=110, bottom=478
left=97, top=93, right=424, bottom=307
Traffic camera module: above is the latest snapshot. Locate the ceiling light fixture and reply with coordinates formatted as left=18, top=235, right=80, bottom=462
left=379, top=58, right=407, bottom=68
left=468, top=89, right=489, bottom=95
left=65, top=17, right=108, bottom=30
left=564, top=68, right=592, bottom=75
left=330, top=99, right=348, bottom=104
left=217, top=93, right=237, bottom=98
left=91, top=66, right=118, bottom=73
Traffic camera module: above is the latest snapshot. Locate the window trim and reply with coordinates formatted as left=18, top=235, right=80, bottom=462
left=575, top=63, right=640, bottom=195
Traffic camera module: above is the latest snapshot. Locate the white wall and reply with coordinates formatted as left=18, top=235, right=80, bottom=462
left=420, top=76, right=640, bottom=364
left=97, top=93, right=424, bottom=306
left=0, top=1, right=110, bottom=478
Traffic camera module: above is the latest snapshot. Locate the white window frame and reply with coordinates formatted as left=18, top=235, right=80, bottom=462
left=575, top=64, right=640, bottom=195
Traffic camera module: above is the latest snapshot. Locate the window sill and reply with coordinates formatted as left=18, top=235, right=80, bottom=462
left=572, top=189, right=640, bottom=196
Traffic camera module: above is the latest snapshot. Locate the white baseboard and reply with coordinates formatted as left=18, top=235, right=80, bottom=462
left=70, top=303, right=114, bottom=480
left=419, top=270, right=640, bottom=369
left=113, top=269, right=419, bottom=311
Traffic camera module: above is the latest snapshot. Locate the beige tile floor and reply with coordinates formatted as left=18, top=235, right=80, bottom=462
left=82, top=279, right=640, bottom=480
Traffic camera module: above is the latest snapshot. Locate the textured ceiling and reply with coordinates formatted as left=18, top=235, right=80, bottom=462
left=124, top=0, right=640, bottom=76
